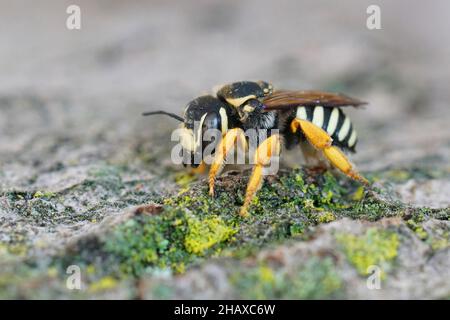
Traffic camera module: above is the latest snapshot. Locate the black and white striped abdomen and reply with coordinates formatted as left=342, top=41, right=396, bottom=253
left=295, top=106, right=358, bottom=151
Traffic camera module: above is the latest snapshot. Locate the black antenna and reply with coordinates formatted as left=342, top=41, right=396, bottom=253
left=142, top=110, right=183, bottom=122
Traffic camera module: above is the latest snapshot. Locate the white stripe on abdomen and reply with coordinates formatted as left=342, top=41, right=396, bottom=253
left=338, top=116, right=351, bottom=141
left=312, top=106, right=324, bottom=128
left=296, top=106, right=308, bottom=120
left=327, top=108, right=339, bottom=135
left=348, top=129, right=357, bottom=147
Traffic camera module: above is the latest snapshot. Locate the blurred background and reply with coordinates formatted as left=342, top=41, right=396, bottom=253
left=0, top=0, right=449, bottom=299
left=1, top=0, right=449, bottom=178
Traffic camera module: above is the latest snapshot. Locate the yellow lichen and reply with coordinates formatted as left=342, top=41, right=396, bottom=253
left=258, top=266, right=275, bottom=284
left=88, top=276, right=117, bottom=293
left=386, top=169, right=411, bottom=182
left=184, top=214, right=237, bottom=255
left=351, top=186, right=365, bottom=201
left=47, top=267, right=58, bottom=278
left=406, top=220, right=428, bottom=240
left=86, top=265, right=96, bottom=275
left=317, top=211, right=336, bottom=223
left=336, top=228, right=400, bottom=279
left=431, top=238, right=449, bottom=251
left=33, top=190, right=56, bottom=198
left=174, top=172, right=197, bottom=188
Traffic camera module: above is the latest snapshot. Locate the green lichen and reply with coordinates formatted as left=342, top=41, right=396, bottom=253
left=288, top=258, right=342, bottom=299
left=2, top=164, right=164, bottom=229
left=1, top=162, right=448, bottom=298
left=251, top=171, right=350, bottom=215
left=349, top=194, right=403, bottom=221
left=372, top=167, right=450, bottom=183
left=102, top=207, right=236, bottom=276
left=431, top=237, right=449, bottom=251
left=33, top=190, right=56, bottom=199
left=384, top=169, right=412, bottom=182
left=55, top=168, right=442, bottom=284
left=336, top=228, right=400, bottom=279
left=406, top=220, right=428, bottom=240
left=103, top=209, right=187, bottom=276
left=77, top=168, right=409, bottom=279
left=174, top=172, right=197, bottom=189
left=3, top=243, right=28, bottom=257
left=315, top=211, right=336, bottom=223
left=232, top=257, right=342, bottom=299
left=289, top=223, right=305, bottom=236
left=151, top=283, right=174, bottom=299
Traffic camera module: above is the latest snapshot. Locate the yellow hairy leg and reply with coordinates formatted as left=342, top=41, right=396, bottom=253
left=240, top=134, right=281, bottom=217
left=209, top=128, right=247, bottom=196
left=291, top=119, right=368, bottom=185
left=291, top=119, right=331, bottom=149
left=323, top=146, right=368, bottom=184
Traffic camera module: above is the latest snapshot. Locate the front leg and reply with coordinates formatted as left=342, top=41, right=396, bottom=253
left=209, top=128, right=247, bottom=196
left=240, top=134, right=281, bottom=217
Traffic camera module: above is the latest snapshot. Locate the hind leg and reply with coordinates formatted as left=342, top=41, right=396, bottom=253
left=291, top=119, right=368, bottom=184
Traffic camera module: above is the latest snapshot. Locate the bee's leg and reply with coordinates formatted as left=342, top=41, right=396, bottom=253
left=241, top=134, right=281, bottom=217
left=322, top=146, right=368, bottom=184
left=291, top=119, right=368, bottom=184
left=190, top=161, right=207, bottom=174
left=209, top=128, right=247, bottom=196
left=291, top=119, right=332, bottom=149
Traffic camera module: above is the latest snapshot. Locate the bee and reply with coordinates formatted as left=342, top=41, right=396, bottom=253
left=144, top=81, right=368, bottom=216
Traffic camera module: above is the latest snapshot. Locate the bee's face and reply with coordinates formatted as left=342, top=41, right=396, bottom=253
left=181, top=95, right=229, bottom=167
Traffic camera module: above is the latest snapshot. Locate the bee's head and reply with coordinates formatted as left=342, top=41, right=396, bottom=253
left=217, top=81, right=273, bottom=107
left=181, top=96, right=229, bottom=167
